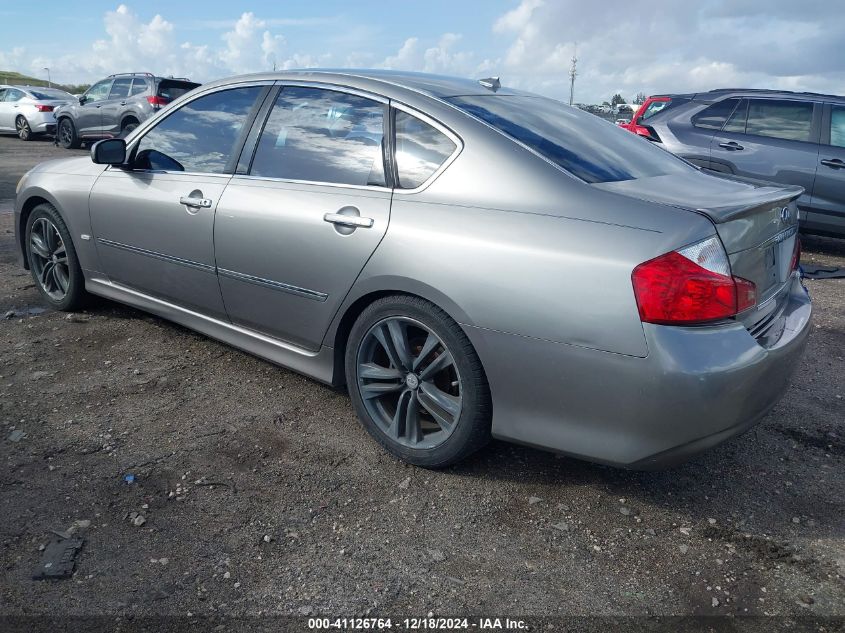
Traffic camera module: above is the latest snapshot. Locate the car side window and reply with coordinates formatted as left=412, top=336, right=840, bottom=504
left=745, top=99, right=814, bottom=142
left=109, top=78, right=132, bottom=100
left=722, top=99, right=748, bottom=133
left=130, top=78, right=148, bottom=96
left=4, top=88, right=24, bottom=103
left=828, top=106, right=845, bottom=148
left=84, top=80, right=113, bottom=104
left=133, top=86, right=263, bottom=174
left=394, top=110, right=456, bottom=189
left=692, top=98, right=739, bottom=130
left=250, top=86, right=386, bottom=187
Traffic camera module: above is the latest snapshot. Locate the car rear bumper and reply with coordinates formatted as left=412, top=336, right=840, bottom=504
left=465, top=274, right=812, bottom=469
left=29, top=112, right=56, bottom=134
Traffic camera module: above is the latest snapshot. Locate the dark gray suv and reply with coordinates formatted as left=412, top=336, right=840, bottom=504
left=54, top=72, right=199, bottom=149
left=645, top=89, right=845, bottom=238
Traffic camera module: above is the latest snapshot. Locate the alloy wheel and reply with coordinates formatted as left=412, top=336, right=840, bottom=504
left=59, top=121, right=73, bottom=146
left=16, top=117, right=31, bottom=140
left=29, top=217, right=70, bottom=301
left=356, top=316, right=463, bottom=449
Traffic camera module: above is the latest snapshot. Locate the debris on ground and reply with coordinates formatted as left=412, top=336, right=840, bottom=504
left=8, top=429, right=25, bottom=442
left=32, top=536, right=84, bottom=580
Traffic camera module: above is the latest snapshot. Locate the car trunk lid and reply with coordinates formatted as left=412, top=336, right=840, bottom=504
left=594, top=170, right=801, bottom=332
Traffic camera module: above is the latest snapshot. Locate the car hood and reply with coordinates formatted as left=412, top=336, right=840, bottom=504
left=28, top=156, right=105, bottom=177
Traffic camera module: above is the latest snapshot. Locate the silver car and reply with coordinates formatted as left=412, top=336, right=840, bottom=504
left=0, top=85, right=75, bottom=140
left=13, top=70, right=812, bottom=469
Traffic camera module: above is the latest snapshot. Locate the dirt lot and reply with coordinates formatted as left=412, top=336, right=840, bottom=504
left=0, top=135, right=843, bottom=627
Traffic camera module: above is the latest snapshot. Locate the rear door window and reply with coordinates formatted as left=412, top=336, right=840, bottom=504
left=745, top=99, right=814, bottom=142
left=4, top=88, right=25, bottom=102
left=250, top=86, right=387, bottom=187
left=692, top=98, right=739, bottom=130
left=133, top=86, right=263, bottom=174
left=722, top=99, right=748, bottom=133
left=394, top=110, right=456, bottom=189
left=830, top=105, right=845, bottom=148
left=109, top=78, right=132, bottom=100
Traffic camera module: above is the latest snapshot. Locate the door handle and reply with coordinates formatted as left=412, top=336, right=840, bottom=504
left=119, top=101, right=126, bottom=106
left=820, top=158, right=845, bottom=169
left=323, top=213, right=374, bottom=228
left=718, top=141, right=744, bottom=151
left=179, top=196, right=212, bottom=208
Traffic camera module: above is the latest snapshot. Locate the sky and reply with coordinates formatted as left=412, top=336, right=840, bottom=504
left=1, top=0, right=843, bottom=104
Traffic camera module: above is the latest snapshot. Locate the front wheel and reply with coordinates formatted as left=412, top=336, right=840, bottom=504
left=57, top=118, right=81, bottom=149
left=25, top=203, right=87, bottom=311
left=345, top=295, right=491, bottom=468
left=16, top=116, right=32, bottom=141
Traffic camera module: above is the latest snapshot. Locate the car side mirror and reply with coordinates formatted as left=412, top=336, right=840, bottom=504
left=91, top=139, right=126, bottom=166
left=78, top=95, right=86, bottom=105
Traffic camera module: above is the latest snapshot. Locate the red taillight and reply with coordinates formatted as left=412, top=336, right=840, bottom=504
left=35, top=104, right=54, bottom=112
left=632, top=238, right=757, bottom=325
left=790, top=238, right=801, bottom=271
left=146, top=95, right=170, bottom=108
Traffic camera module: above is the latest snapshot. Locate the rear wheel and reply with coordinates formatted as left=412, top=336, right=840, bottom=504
left=25, top=203, right=87, bottom=311
left=345, top=295, right=491, bottom=468
left=57, top=118, right=81, bottom=149
left=16, top=116, right=32, bottom=141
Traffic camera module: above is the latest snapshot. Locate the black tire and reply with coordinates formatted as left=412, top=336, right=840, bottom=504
left=57, top=118, right=81, bottom=149
left=345, top=295, right=491, bottom=468
left=25, top=203, right=87, bottom=311
left=16, top=116, right=32, bottom=141
left=119, top=119, right=139, bottom=138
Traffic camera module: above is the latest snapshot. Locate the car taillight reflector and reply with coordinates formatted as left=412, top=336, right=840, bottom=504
left=791, top=238, right=801, bottom=271
left=35, top=105, right=54, bottom=112
left=146, top=96, right=170, bottom=107
left=632, top=236, right=757, bottom=325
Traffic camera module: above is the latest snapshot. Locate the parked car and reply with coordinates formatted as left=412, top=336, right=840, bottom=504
left=619, top=94, right=690, bottom=138
left=14, top=71, right=810, bottom=469
left=54, top=72, right=199, bottom=149
left=0, top=85, right=75, bottom=140
left=642, top=89, right=845, bottom=238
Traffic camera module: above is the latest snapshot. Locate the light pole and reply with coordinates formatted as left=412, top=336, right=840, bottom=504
left=43, top=67, right=52, bottom=88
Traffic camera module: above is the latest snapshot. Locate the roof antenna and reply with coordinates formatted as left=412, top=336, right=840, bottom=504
left=478, top=76, right=501, bottom=92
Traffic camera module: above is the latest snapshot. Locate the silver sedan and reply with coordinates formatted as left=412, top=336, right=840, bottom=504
left=0, top=85, right=75, bottom=140
left=13, top=70, right=812, bottom=468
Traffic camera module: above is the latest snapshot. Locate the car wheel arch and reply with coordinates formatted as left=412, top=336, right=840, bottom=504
left=18, top=192, right=66, bottom=270
left=327, top=281, right=477, bottom=387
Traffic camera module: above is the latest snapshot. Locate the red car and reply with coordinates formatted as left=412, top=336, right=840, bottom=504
left=619, top=95, right=677, bottom=138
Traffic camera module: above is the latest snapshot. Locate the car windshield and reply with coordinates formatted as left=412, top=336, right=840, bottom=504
left=448, top=95, right=692, bottom=184
left=641, top=100, right=669, bottom=120
left=28, top=88, right=73, bottom=100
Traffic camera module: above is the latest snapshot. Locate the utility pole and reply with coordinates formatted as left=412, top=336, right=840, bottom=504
left=568, top=44, right=577, bottom=106
left=43, top=67, right=51, bottom=87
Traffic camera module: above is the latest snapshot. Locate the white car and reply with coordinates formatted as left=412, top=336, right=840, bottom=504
left=0, top=85, right=75, bottom=140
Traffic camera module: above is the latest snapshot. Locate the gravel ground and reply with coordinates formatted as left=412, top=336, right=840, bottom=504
left=0, top=135, right=843, bottom=626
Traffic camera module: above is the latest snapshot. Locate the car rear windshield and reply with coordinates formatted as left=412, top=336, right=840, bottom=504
left=449, top=95, right=692, bottom=183
left=28, top=88, right=73, bottom=100
left=157, top=80, right=200, bottom=100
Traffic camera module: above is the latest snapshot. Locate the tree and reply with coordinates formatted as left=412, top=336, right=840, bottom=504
left=634, top=92, right=647, bottom=105
left=611, top=93, right=625, bottom=106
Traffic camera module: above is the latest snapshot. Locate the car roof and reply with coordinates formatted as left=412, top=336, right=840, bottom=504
left=691, top=88, right=845, bottom=104
left=200, top=69, right=528, bottom=100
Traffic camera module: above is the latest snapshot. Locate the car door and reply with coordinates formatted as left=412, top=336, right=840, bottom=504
left=99, top=77, right=132, bottom=136
left=0, top=89, right=10, bottom=130
left=76, top=79, right=113, bottom=136
left=88, top=84, right=269, bottom=318
left=213, top=84, right=392, bottom=350
left=709, top=98, right=821, bottom=213
left=0, top=88, right=26, bottom=130
left=807, top=103, right=845, bottom=236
